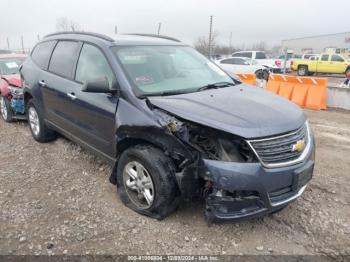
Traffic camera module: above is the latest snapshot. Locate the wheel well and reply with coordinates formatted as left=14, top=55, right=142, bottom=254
left=24, top=92, right=33, bottom=107
left=298, top=64, right=308, bottom=69
left=116, top=138, right=164, bottom=159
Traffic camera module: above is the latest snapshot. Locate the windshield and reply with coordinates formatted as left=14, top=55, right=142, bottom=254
left=0, top=57, right=25, bottom=75
left=112, top=45, right=234, bottom=96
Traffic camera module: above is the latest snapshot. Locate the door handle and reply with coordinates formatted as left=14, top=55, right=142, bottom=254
left=67, top=92, right=77, bottom=100
left=38, top=80, right=46, bottom=87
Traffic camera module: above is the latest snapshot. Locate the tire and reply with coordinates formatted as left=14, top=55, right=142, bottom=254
left=0, top=96, right=14, bottom=122
left=297, top=65, right=308, bottom=76
left=27, top=99, right=56, bottom=142
left=262, top=70, right=269, bottom=81
left=116, top=144, right=180, bottom=220
left=346, top=67, right=350, bottom=75
left=255, top=70, right=263, bottom=80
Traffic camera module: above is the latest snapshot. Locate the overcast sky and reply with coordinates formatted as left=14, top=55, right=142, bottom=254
left=1, top=0, right=349, bottom=50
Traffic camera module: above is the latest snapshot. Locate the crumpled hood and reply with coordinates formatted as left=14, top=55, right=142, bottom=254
left=149, top=84, right=305, bottom=139
left=1, top=74, right=22, bottom=88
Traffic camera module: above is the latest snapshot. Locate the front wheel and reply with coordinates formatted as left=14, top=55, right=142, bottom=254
left=346, top=67, right=350, bottom=76
left=0, top=96, right=13, bottom=122
left=297, top=65, right=308, bottom=76
left=27, top=99, right=56, bottom=142
left=116, top=145, right=180, bottom=220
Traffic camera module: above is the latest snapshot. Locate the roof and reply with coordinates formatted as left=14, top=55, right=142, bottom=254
left=43, top=31, right=185, bottom=46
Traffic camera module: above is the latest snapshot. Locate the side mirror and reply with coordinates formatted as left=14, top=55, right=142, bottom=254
left=82, top=77, right=116, bottom=93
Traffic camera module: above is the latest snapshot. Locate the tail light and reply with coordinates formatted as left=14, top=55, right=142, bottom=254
left=275, top=60, right=282, bottom=67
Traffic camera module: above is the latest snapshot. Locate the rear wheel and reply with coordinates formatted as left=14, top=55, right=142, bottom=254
left=116, top=145, right=180, bottom=220
left=27, top=99, right=56, bottom=142
left=0, top=96, right=13, bottom=122
left=297, top=65, right=308, bottom=76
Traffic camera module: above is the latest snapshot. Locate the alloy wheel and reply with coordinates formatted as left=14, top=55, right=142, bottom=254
left=123, top=161, right=155, bottom=209
left=0, top=96, right=8, bottom=120
left=28, top=107, right=40, bottom=136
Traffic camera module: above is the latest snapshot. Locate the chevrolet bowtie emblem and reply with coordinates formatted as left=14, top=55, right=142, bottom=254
left=292, top=139, right=305, bottom=152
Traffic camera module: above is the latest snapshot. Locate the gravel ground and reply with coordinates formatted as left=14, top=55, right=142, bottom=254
left=0, top=109, right=349, bottom=257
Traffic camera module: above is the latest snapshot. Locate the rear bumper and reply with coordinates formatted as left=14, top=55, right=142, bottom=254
left=202, top=139, right=315, bottom=222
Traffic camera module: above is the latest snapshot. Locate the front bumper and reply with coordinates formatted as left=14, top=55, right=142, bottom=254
left=202, top=139, right=315, bottom=222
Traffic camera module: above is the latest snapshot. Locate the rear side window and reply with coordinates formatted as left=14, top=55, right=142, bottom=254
left=321, top=54, right=329, bottom=61
left=31, top=41, right=56, bottom=69
left=220, top=58, right=235, bottom=64
left=75, top=44, right=115, bottom=86
left=49, top=41, right=79, bottom=78
left=234, top=52, right=252, bottom=58
left=255, top=52, right=266, bottom=59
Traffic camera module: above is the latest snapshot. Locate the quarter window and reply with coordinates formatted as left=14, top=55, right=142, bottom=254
left=31, top=41, right=56, bottom=70
left=321, top=54, right=329, bottom=61
left=75, top=44, right=115, bottom=86
left=49, top=41, right=79, bottom=78
left=331, top=54, right=344, bottom=62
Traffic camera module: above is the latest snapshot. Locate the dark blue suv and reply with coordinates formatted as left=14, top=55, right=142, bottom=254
left=20, top=32, right=315, bottom=222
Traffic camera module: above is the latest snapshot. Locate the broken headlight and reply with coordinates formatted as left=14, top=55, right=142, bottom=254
left=188, top=126, right=257, bottom=162
left=154, top=109, right=257, bottom=163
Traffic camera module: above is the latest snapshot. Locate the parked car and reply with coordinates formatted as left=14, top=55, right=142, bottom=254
left=20, top=32, right=315, bottom=222
left=0, top=54, right=27, bottom=122
left=215, top=57, right=269, bottom=79
left=232, top=50, right=284, bottom=73
left=291, top=53, right=350, bottom=76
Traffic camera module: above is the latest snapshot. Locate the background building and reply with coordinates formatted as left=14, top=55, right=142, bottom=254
left=281, top=32, right=350, bottom=54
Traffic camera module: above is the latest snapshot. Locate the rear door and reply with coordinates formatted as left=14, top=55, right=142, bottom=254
left=42, top=40, right=81, bottom=129
left=317, top=54, right=330, bottom=73
left=65, top=43, right=118, bottom=158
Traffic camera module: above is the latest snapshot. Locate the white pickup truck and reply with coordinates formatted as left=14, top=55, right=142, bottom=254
left=232, top=50, right=284, bottom=73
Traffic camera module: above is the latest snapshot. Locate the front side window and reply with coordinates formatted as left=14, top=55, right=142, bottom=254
left=49, top=41, right=79, bottom=78
left=232, top=58, right=247, bottom=65
left=331, top=54, right=344, bottom=62
left=0, top=57, right=25, bottom=75
left=113, top=45, right=234, bottom=96
left=321, top=54, right=329, bottom=61
left=31, top=41, right=56, bottom=69
left=75, top=44, right=115, bottom=86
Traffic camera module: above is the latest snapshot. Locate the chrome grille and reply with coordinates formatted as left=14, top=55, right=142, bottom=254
left=247, top=123, right=310, bottom=168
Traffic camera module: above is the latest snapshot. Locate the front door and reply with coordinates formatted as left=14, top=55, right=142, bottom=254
left=65, top=43, right=118, bottom=158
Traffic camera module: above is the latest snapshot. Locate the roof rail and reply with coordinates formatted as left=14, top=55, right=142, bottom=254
left=44, top=31, right=115, bottom=42
left=124, top=33, right=181, bottom=42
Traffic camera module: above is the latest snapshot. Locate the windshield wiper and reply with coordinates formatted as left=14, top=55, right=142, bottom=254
left=197, top=81, right=235, bottom=91
left=142, top=89, right=193, bottom=97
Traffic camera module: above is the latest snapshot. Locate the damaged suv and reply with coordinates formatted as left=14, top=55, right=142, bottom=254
left=20, top=32, right=315, bottom=222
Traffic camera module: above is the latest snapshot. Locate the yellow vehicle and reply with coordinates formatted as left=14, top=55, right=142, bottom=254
left=291, top=53, right=350, bottom=76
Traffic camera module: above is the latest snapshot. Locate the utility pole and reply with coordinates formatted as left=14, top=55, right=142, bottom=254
left=21, top=35, right=25, bottom=54
left=229, top=32, right=233, bottom=55
left=208, top=15, right=213, bottom=58
left=37, top=34, right=40, bottom=41
left=6, top=37, right=10, bottom=50
left=157, top=23, right=161, bottom=35
left=114, top=26, right=118, bottom=34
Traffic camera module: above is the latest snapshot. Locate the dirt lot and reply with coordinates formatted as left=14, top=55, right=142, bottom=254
left=0, top=109, right=349, bottom=257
